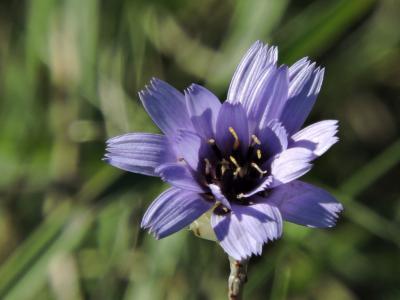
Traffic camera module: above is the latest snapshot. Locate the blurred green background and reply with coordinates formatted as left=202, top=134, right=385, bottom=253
left=0, top=0, right=399, bottom=299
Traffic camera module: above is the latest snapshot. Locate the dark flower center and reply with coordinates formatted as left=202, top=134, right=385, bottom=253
left=203, top=127, right=268, bottom=207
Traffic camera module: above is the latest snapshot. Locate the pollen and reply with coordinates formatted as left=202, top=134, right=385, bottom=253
left=228, top=127, right=240, bottom=150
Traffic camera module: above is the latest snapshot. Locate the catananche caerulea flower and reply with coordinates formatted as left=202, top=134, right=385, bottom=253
left=104, top=41, right=343, bottom=260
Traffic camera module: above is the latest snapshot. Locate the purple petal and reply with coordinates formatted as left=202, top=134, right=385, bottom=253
left=139, top=78, right=193, bottom=136
left=288, top=57, right=309, bottom=79
left=269, top=147, right=314, bottom=187
left=240, top=120, right=288, bottom=198
left=211, top=212, right=262, bottom=260
left=156, top=163, right=205, bottom=193
left=247, top=66, right=289, bottom=131
left=141, top=187, right=213, bottom=239
left=209, top=184, right=231, bottom=209
left=288, top=60, right=316, bottom=96
left=233, top=201, right=282, bottom=244
left=280, top=65, right=325, bottom=134
left=173, top=130, right=204, bottom=171
left=227, top=41, right=278, bottom=107
left=258, top=119, right=288, bottom=156
left=185, top=84, right=221, bottom=139
left=267, top=180, right=343, bottom=228
left=291, top=120, right=339, bottom=157
left=104, top=133, right=173, bottom=176
left=240, top=176, right=273, bottom=198
left=216, top=102, right=249, bottom=154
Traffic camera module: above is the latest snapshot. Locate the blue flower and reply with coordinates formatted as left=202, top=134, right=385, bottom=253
left=104, top=41, right=343, bottom=260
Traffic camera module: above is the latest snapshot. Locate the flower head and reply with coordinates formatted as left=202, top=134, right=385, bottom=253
left=104, top=41, right=343, bottom=260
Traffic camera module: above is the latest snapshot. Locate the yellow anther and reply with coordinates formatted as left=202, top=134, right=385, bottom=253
left=229, top=127, right=240, bottom=150
left=256, top=149, right=262, bottom=160
left=250, top=162, right=267, bottom=177
left=251, top=134, right=261, bottom=145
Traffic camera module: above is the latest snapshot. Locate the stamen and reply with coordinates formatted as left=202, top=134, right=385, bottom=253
left=229, top=156, right=243, bottom=177
left=233, top=168, right=242, bottom=177
left=256, top=149, right=262, bottom=160
left=229, top=156, right=240, bottom=169
left=204, top=158, right=212, bottom=175
left=237, top=193, right=245, bottom=199
left=221, top=166, right=227, bottom=175
left=229, top=127, right=240, bottom=150
left=220, top=159, right=229, bottom=176
left=251, top=134, right=261, bottom=145
left=208, top=138, right=222, bottom=158
left=250, top=162, right=267, bottom=177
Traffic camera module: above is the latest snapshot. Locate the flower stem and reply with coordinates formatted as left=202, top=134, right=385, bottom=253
left=228, top=256, right=248, bottom=300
